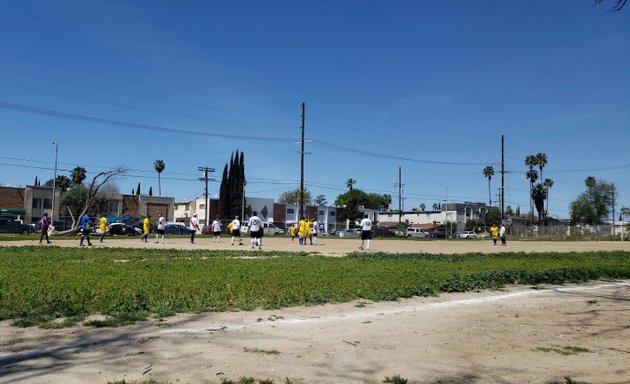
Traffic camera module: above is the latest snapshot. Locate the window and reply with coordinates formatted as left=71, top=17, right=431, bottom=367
left=329, top=211, right=335, bottom=217
left=43, top=198, right=52, bottom=209
left=287, top=208, right=295, bottom=214
left=199, top=204, right=206, bottom=209
left=109, top=201, right=119, bottom=213
left=32, top=198, right=42, bottom=209
left=319, top=210, right=324, bottom=216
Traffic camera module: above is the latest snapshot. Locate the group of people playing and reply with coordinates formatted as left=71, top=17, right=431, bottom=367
left=489, top=223, right=508, bottom=245
left=189, top=212, right=260, bottom=249
left=38, top=210, right=506, bottom=250
left=289, top=217, right=320, bottom=245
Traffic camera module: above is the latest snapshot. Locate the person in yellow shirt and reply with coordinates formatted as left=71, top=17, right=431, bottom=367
left=141, top=215, right=151, bottom=243
left=98, top=215, right=108, bottom=243
left=298, top=217, right=307, bottom=245
left=289, top=224, right=297, bottom=241
left=489, top=223, right=499, bottom=246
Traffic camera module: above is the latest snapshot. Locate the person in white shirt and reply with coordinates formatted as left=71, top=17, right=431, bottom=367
left=231, top=215, right=243, bottom=245
left=156, top=213, right=166, bottom=244
left=211, top=216, right=222, bottom=243
left=499, top=223, right=507, bottom=246
left=310, top=219, right=319, bottom=245
left=189, top=213, right=199, bottom=244
left=248, top=211, right=263, bottom=250
left=359, top=214, right=372, bottom=251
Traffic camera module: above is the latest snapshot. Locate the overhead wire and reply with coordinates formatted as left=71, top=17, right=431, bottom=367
left=0, top=50, right=298, bottom=108
left=0, top=65, right=295, bottom=119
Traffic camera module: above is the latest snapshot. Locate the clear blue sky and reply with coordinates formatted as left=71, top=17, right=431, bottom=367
left=1, top=1, right=628, bottom=220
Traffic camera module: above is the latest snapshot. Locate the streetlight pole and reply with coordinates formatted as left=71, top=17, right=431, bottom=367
left=51, top=141, right=59, bottom=222
left=241, top=178, right=247, bottom=220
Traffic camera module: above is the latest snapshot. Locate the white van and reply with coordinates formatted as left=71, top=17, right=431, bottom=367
left=406, top=227, right=429, bottom=238
left=242, top=221, right=285, bottom=235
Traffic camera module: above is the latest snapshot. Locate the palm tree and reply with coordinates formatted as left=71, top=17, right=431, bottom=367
left=315, top=194, right=327, bottom=206
left=535, top=153, right=548, bottom=182
left=420, top=203, right=426, bottom=211
left=543, top=178, right=554, bottom=221
left=55, top=175, right=72, bottom=191
left=346, top=178, right=357, bottom=191
left=71, top=166, right=87, bottom=186
left=525, top=168, right=539, bottom=227
left=482, top=166, right=495, bottom=206
left=153, top=160, right=165, bottom=197
left=432, top=203, right=439, bottom=210
left=532, top=184, right=548, bottom=224
left=585, top=176, right=596, bottom=188
left=524, top=155, right=539, bottom=228
left=524, top=155, right=537, bottom=171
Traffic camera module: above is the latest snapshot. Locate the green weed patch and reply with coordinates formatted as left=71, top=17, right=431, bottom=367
left=1, top=246, right=628, bottom=328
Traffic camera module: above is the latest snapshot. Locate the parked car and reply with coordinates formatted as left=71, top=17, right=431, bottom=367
left=131, top=222, right=155, bottom=235
left=107, top=223, right=137, bottom=236
left=459, top=231, right=477, bottom=239
left=241, top=221, right=285, bottom=235
left=406, top=227, right=429, bottom=238
left=0, top=218, right=35, bottom=234
left=164, top=223, right=192, bottom=235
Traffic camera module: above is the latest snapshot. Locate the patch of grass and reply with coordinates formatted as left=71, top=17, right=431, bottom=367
left=107, top=379, right=163, bottom=384
left=39, top=315, right=86, bottom=329
left=383, top=374, right=408, bottom=384
left=1, top=246, right=629, bottom=328
left=220, top=377, right=280, bottom=384
left=243, top=347, right=281, bottom=355
left=535, top=346, right=591, bottom=355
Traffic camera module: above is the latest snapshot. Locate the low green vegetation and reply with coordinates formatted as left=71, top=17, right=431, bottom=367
left=243, top=347, right=281, bottom=355
left=1, top=246, right=629, bottom=328
left=383, top=374, right=408, bottom=384
left=534, top=346, right=591, bottom=355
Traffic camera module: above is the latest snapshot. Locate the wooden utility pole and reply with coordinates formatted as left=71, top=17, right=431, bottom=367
left=198, top=166, right=215, bottom=226
left=300, top=102, right=305, bottom=219
left=397, top=166, right=403, bottom=224
left=501, top=135, right=505, bottom=221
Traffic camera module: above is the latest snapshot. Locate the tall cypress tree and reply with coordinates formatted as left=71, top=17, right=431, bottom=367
left=232, top=151, right=245, bottom=218
left=219, top=164, right=230, bottom=218
left=218, top=150, right=246, bottom=220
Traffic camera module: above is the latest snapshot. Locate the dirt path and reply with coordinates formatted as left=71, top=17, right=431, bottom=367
left=5, top=235, right=630, bottom=255
left=1, top=239, right=629, bottom=383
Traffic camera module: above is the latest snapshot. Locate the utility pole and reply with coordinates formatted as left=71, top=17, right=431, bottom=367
left=300, top=102, right=305, bottom=219
left=610, top=182, right=617, bottom=237
left=500, top=135, right=505, bottom=221
left=198, top=166, right=215, bottom=227
left=51, top=141, right=58, bottom=222
left=395, top=166, right=404, bottom=224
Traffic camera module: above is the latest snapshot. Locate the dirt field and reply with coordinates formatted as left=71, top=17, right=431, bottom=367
left=1, top=238, right=629, bottom=384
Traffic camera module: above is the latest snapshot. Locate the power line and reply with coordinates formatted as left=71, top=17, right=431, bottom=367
left=311, top=139, right=493, bottom=166
left=0, top=100, right=297, bottom=143
left=0, top=65, right=295, bottom=119
left=0, top=81, right=296, bottom=129
left=0, top=50, right=298, bottom=108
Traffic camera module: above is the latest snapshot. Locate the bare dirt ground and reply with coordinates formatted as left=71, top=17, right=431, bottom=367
left=1, top=237, right=629, bottom=384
